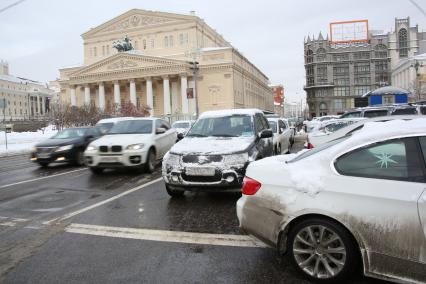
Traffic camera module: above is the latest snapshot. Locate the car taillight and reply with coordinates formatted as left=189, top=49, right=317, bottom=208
left=307, top=142, right=314, bottom=149
left=242, top=177, right=261, bottom=195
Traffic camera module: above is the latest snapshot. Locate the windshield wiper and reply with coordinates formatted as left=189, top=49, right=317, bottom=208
left=187, top=133, right=207, bottom=137
left=211, top=134, right=238, bottom=137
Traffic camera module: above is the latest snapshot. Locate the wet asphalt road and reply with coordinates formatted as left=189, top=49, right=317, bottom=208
left=0, top=135, right=390, bottom=284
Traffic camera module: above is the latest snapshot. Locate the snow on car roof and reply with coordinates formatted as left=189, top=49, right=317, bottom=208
left=199, top=108, right=263, bottom=118
left=96, top=117, right=134, bottom=124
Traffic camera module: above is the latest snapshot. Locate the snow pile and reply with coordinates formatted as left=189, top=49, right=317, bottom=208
left=0, top=125, right=58, bottom=156
left=171, top=136, right=254, bottom=155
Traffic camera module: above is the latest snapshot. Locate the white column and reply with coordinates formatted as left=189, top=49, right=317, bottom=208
left=98, top=83, right=105, bottom=110
left=171, top=81, right=178, bottom=113
left=146, top=77, right=154, bottom=116
left=70, top=87, right=76, bottom=107
left=41, top=96, right=45, bottom=114
left=129, top=79, right=137, bottom=106
left=113, top=81, right=121, bottom=106
left=180, top=75, right=188, bottom=114
left=84, top=85, right=91, bottom=105
left=163, top=76, right=171, bottom=115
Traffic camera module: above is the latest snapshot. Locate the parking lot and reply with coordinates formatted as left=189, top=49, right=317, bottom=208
left=0, top=134, right=388, bottom=283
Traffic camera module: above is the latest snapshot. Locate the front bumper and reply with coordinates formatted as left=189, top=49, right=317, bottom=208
left=163, top=163, right=246, bottom=191
left=30, top=149, right=75, bottom=164
left=84, top=150, right=148, bottom=168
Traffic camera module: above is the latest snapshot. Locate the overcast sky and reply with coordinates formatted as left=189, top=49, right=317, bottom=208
left=1, top=0, right=426, bottom=102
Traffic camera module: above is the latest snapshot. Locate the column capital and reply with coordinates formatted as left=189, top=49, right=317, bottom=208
left=144, top=76, right=152, bottom=81
left=98, top=82, right=105, bottom=86
left=129, top=78, right=136, bottom=83
left=113, top=80, right=120, bottom=85
left=179, top=73, right=188, bottom=78
left=161, top=75, right=169, bottom=80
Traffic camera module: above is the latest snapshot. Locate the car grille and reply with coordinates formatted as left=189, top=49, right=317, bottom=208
left=182, top=155, right=223, bottom=165
left=99, top=146, right=108, bottom=152
left=181, top=173, right=222, bottom=183
left=37, top=147, right=56, bottom=153
left=111, top=145, right=122, bottom=152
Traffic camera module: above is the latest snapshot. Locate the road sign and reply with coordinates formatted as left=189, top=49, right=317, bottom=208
left=0, top=98, right=6, bottom=108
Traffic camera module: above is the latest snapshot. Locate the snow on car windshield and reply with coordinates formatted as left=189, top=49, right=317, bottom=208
left=52, top=128, right=89, bottom=139
left=109, top=120, right=153, bottom=134
left=187, top=114, right=253, bottom=137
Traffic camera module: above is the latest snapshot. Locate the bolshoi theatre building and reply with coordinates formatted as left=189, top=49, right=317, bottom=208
left=59, top=9, right=274, bottom=117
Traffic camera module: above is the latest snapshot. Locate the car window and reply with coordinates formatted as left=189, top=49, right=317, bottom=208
left=261, top=115, right=270, bottom=130
left=341, top=112, right=361, bottom=118
left=95, top=122, right=114, bottom=134
left=255, top=114, right=265, bottom=133
left=172, top=122, right=190, bottom=128
left=392, top=108, right=417, bottom=115
left=335, top=138, right=424, bottom=182
left=52, top=128, right=88, bottom=139
left=279, top=120, right=286, bottom=130
left=268, top=120, right=277, bottom=133
left=363, top=110, right=388, bottom=118
left=110, top=120, right=153, bottom=134
left=85, top=128, right=100, bottom=137
left=289, top=136, right=350, bottom=163
left=161, top=120, right=171, bottom=130
left=419, top=136, right=426, bottom=164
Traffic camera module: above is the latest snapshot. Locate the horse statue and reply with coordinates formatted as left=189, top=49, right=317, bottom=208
left=113, top=36, right=134, bottom=52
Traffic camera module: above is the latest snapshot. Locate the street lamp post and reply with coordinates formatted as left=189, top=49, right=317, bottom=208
left=412, top=60, right=424, bottom=101
left=189, top=60, right=200, bottom=119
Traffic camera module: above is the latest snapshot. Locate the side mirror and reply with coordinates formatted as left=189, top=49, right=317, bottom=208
left=156, top=127, right=166, bottom=134
left=259, top=129, right=273, bottom=139
left=177, top=133, right=184, bottom=140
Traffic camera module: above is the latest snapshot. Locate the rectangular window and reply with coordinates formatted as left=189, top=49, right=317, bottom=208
left=332, top=53, right=349, bottom=61
left=179, top=34, right=184, bottom=45
left=354, top=63, right=370, bottom=74
left=333, top=87, right=350, bottom=96
left=334, top=99, right=344, bottom=109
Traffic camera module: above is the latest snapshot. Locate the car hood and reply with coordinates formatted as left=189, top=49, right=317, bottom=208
left=170, top=136, right=254, bottom=155
left=35, top=137, right=83, bottom=147
left=89, top=133, right=153, bottom=147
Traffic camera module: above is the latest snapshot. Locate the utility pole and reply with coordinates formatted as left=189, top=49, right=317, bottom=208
left=189, top=60, right=200, bottom=119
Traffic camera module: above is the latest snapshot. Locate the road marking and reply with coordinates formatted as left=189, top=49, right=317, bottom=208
left=0, top=216, right=29, bottom=227
left=44, top=177, right=163, bottom=225
left=0, top=168, right=88, bottom=189
left=66, top=223, right=268, bottom=248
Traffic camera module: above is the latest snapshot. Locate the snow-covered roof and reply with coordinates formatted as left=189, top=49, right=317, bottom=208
left=200, top=47, right=232, bottom=52
left=124, top=50, right=145, bottom=56
left=199, top=108, right=263, bottom=119
left=0, top=74, right=43, bottom=85
left=364, top=86, right=410, bottom=97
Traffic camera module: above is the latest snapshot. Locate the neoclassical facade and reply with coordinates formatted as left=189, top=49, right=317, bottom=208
left=59, top=9, right=273, bottom=117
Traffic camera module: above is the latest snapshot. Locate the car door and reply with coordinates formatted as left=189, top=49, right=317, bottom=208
left=154, top=119, right=167, bottom=158
left=418, top=137, right=426, bottom=248
left=332, top=137, right=426, bottom=281
left=255, top=114, right=273, bottom=158
left=161, top=120, right=176, bottom=154
left=279, top=119, right=290, bottom=153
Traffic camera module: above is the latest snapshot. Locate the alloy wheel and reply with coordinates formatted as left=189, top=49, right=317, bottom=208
left=292, top=225, right=347, bottom=279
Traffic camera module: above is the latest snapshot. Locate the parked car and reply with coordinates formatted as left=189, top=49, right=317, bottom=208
left=94, top=117, right=134, bottom=135
left=340, top=106, right=390, bottom=119
left=390, top=105, right=418, bottom=115
left=305, top=115, right=416, bottom=149
left=304, top=115, right=339, bottom=133
left=31, top=127, right=101, bottom=167
left=84, top=117, right=176, bottom=174
left=267, top=117, right=292, bottom=155
left=237, top=118, right=426, bottom=284
left=162, top=109, right=273, bottom=197
left=171, top=120, right=194, bottom=140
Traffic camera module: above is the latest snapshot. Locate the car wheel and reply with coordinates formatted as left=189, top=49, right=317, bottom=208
left=165, top=185, right=184, bottom=198
left=38, top=162, right=49, bottom=168
left=74, top=150, right=85, bottom=166
left=287, top=218, right=359, bottom=283
left=90, top=167, right=103, bottom=175
left=144, top=148, right=156, bottom=173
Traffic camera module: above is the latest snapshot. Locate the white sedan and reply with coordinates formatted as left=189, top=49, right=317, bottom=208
left=85, top=117, right=176, bottom=174
left=267, top=117, right=292, bottom=155
left=237, top=118, right=426, bottom=283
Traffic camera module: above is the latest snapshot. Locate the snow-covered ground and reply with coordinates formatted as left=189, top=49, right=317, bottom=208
left=0, top=125, right=58, bottom=157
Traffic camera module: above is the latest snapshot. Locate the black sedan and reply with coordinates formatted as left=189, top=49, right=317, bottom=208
left=30, top=127, right=101, bottom=167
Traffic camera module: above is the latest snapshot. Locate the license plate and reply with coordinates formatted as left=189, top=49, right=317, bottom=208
left=101, top=157, right=117, bottom=163
left=186, top=167, right=215, bottom=176
left=37, top=153, right=50, bottom=159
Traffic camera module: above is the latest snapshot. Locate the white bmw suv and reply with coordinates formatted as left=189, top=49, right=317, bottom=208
left=85, top=117, right=176, bottom=174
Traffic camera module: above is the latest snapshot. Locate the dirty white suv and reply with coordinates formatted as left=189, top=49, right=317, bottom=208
left=85, top=117, right=176, bottom=174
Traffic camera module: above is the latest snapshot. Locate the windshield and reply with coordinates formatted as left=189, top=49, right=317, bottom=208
left=187, top=114, right=253, bottom=137
left=289, top=136, right=350, bottom=163
left=109, top=120, right=153, bottom=134
left=172, top=122, right=190, bottom=129
left=268, top=120, right=278, bottom=133
left=95, top=123, right=114, bottom=134
left=52, top=128, right=89, bottom=139
left=341, top=112, right=361, bottom=118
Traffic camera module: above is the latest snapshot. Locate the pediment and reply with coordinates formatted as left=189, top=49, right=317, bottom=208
left=82, top=9, right=194, bottom=38
left=69, top=53, right=185, bottom=77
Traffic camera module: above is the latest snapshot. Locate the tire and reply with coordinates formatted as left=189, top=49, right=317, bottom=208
left=165, top=184, right=184, bottom=198
left=73, top=150, right=85, bottom=166
left=144, top=148, right=156, bottom=173
left=90, top=167, right=104, bottom=175
left=38, top=162, right=49, bottom=168
left=287, top=218, right=360, bottom=283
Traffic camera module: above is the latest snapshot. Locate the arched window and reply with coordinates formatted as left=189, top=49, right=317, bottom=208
left=374, top=44, right=387, bottom=58
left=398, top=28, right=408, bottom=58
left=164, top=36, right=169, bottom=48
left=169, top=36, right=174, bottom=47
left=143, top=39, right=146, bottom=50
left=306, top=49, right=314, bottom=63
left=316, top=48, right=326, bottom=62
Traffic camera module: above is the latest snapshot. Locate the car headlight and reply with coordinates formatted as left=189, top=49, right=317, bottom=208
left=86, top=145, right=97, bottom=151
left=55, top=145, right=73, bottom=152
left=223, top=153, right=249, bottom=166
left=126, top=143, right=145, bottom=150
left=165, top=153, right=181, bottom=167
